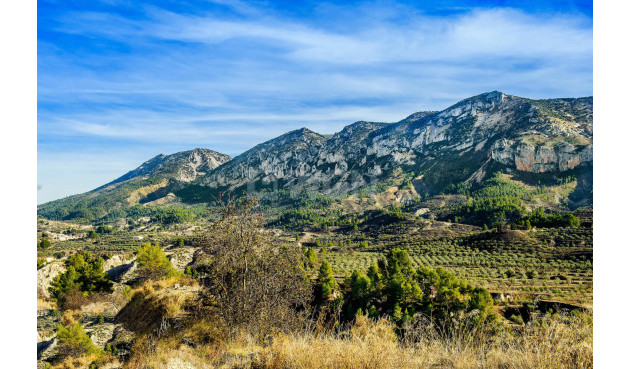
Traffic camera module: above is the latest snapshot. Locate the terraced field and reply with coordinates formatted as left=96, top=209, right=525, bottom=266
left=38, top=208, right=593, bottom=307
left=319, top=210, right=593, bottom=306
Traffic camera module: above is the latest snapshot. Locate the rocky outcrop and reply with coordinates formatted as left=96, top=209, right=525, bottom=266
left=37, top=262, right=65, bottom=300
left=86, top=323, right=120, bottom=349
left=191, top=91, right=592, bottom=196
left=102, top=148, right=232, bottom=188
left=491, top=139, right=593, bottom=172
left=167, top=247, right=198, bottom=272
left=39, top=91, right=594, bottom=216
left=37, top=338, right=57, bottom=361
left=197, top=128, right=328, bottom=190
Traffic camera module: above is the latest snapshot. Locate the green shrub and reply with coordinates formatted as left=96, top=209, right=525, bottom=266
left=184, top=266, right=198, bottom=278
left=508, top=313, right=524, bottom=325
left=49, top=251, right=113, bottom=309
left=318, top=260, right=338, bottom=301
left=340, top=249, right=495, bottom=329
left=104, top=342, right=118, bottom=355
left=135, top=242, right=177, bottom=281
left=55, top=322, right=99, bottom=358
left=96, top=225, right=113, bottom=234
left=513, top=210, right=581, bottom=229
left=39, top=238, right=52, bottom=249
left=305, top=247, right=317, bottom=269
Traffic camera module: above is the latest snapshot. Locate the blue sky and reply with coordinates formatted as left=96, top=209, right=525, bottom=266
left=37, top=0, right=593, bottom=204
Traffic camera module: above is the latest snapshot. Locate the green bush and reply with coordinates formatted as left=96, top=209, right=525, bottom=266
left=55, top=322, right=99, bottom=358
left=184, top=266, right=198, bottom=278
left=305, top=247, right=317, bottom=269
left=39, top=238, right=52, bottom=249
left=339, top=249, right=495, bottom=328
left=96, top=225, right=113, bottom=234
left=508, top=313, right=524, bottom=325
left=135, top=242, right=177, bottom=281
left=317, top=260, right=338, bottom=301
left=513, top=210, right=581, bottom=229
left=49, top=251, right=113, bottom=309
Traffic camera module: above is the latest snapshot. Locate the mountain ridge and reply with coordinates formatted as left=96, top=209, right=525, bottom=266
left=38, top=91, right=593, bottom=221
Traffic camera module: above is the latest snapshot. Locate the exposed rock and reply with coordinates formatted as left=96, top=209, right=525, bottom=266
left=37, top=338, right=57, bottom=361
left=104, top=254, right=131, bottom=272
left=109, top=261, right=137, bottom=283
left=101, top=148, right=231, bottom=188
left=37, top=261, right=65, bottom=300
left=191, top=92, right=592, bottom=198
left=491, top=138, right=592, bottom=172
left=39, top=92, right=594, bottom=217
left=415, top=208, right=430, bottom=216
left=167, top=247, right=198, bottom=272
left=86, top=323, right=120, bottom=349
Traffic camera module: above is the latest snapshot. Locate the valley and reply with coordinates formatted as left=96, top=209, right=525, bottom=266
left=36, top=91, right=593, bottom=369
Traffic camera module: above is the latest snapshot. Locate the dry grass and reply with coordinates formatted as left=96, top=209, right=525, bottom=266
left=120, top=311, right=591, bottom=369
left=116, top=277, right=199, bottom=334
left=46, top=353, right=119, bottom=369
left=38, top=298, right=55, bottom=310
left=254, top=313, right=592, bottom=369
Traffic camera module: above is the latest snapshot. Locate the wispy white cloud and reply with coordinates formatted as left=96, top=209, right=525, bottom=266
left=49, top=6, right=592, bottom=64
left=37, top=1, right=592, bottom=203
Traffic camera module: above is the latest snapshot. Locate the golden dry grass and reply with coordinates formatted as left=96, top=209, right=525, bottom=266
left=116, top=277, right=199, bottom=334
left=123, top=312, right=591, bottom=369
left=254, top=313, right=592, bottom=369
left=46, top=353, right=119, bottom=369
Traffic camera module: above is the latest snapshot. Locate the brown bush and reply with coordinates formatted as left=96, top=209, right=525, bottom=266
left=195, top=196, right=312, bottom=339
left=57, top=289, right=89, bottom=311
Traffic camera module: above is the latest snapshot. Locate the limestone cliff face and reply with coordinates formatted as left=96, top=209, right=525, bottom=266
left=38, top=91, right=594, bottom=219
left=199, top=128, right=328, bottom=190
left=101, top=148, right=232, bottom=188
left=491, top=139, right=593, bottom=173
left=191, top=91, right=593, bottom=195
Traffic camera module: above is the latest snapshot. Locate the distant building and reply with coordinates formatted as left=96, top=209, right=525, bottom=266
left=132, top=236, right=144, bottom=240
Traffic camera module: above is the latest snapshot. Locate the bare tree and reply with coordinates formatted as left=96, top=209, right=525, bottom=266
left=195, top=194, right=312, bottom=338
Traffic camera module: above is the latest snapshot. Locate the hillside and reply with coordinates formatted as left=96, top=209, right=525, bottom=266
left=38, top=92, right=593, bottom=222
left=38, top=148, right=231, bottom=221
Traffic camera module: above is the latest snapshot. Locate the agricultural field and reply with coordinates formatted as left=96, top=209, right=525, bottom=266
left=299, top=209, right=593, bottom=307
left=36, top=185, right=593, bottom=369
left=38, top=203, right=593, bottom=308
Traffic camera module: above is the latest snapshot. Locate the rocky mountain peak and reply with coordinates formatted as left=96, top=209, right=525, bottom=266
left=39, top=91, right=593, bottom=218
left=480, top=90, right=506, bottom=103
left=100, top=148, right=232, bottom=188
left=337, top=121, right=389, bottom=139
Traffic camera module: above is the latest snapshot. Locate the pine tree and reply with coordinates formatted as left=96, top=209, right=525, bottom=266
left=55, top=322, right=98, bottom=358
left=305, top=247, right=317, bottom=269
left=136, top=242, right=177, bottom=281
left=318, top=260, right=338, bottom=301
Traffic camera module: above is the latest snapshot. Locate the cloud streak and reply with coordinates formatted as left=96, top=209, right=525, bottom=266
left=37, top=1, right=592, bottom=203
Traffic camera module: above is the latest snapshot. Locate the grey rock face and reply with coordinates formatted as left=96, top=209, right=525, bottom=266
left=38, top=91, right=593, bottom=215
left=491, top=139, right=593, bottom=173
left=102, top=148, right=232, bottom=187
left=191, top=91, right=593, bottom=195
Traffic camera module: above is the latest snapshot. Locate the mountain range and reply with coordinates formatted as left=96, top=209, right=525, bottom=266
left=38, top=91, right=593, bottom=221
